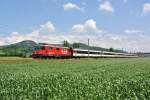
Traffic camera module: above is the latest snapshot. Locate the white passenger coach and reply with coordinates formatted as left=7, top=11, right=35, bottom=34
left=73, top=49, right=137, bottom=58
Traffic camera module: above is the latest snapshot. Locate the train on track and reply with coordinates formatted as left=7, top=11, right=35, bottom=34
left=32, top=44, right=137, bottom=58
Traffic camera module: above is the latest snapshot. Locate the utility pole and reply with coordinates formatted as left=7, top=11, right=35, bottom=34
left=88, top=38, right=90, bottom=58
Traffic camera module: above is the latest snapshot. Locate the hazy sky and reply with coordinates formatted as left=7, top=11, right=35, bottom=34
left=0, top=0, right=150, bottom=52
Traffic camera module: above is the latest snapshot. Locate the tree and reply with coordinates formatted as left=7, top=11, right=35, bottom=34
left=63, top=40, right=69, bottom=47
left=73, top=43, right=80, bottom=48
left=109, top=47, right=114, bottom=52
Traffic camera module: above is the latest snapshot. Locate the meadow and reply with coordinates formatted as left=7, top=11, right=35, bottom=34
left=0, top=57, right=150, bottom=100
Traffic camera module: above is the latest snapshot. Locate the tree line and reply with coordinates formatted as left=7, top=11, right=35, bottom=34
left=63, top=40, right=80, bottom=48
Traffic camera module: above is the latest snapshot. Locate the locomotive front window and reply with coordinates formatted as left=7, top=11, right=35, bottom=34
left=41, top=46, right=45, bottom=50
left=34, top=46, right=41, bottom=50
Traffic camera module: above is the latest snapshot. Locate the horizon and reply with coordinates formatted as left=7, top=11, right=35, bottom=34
left=1, top=39, right=148, bottom=53
left=0, top=0, right=150, bottom=52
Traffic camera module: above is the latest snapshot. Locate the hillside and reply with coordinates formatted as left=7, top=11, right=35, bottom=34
left=0, top=40, right=39, bottom=57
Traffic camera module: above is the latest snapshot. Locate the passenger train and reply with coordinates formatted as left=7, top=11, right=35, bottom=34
left=32, top=44, right=137, bottom=58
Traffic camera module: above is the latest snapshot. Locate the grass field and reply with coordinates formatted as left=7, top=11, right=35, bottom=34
left=0, top=57, right=150, bottom=100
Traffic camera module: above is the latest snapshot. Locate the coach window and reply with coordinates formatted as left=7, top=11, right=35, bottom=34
left=77, top=51, right=88, bottom=54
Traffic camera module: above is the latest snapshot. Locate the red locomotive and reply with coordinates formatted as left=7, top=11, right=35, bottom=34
left=32, top=45, right=73, bottom=58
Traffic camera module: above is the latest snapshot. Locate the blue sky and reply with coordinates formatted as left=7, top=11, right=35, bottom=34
left=0, top=0, right=150, bottom=52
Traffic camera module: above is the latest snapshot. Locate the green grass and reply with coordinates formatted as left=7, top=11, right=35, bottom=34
left=0, top=58, right=150, bottom=100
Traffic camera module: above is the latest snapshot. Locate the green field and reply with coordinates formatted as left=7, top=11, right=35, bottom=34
left=0, top=57, right=150, bottom=100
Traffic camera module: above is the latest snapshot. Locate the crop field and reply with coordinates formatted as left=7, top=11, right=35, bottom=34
left=0, top=57, right=150, bottom=100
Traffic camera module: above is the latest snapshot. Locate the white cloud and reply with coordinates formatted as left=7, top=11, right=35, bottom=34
left=99, top=1, right=114, bottom=13
left=85, top=19, right=97, bottom=30
left=143, top=3, right=150, bottom=14
left=5, top=30, right=40, bottom=44
left=0, top=39, right=6, bottom=45
left=72, top=24, right=85, bottom=33
left=40, top=21, right=55, bottom=32
left=72, top=19, right=102, bottom=33
left=63, top=2, right=84, bottom=12
left=124, top=29, right=144, bottom=34
left=11, top=32, right=19, bottom=36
